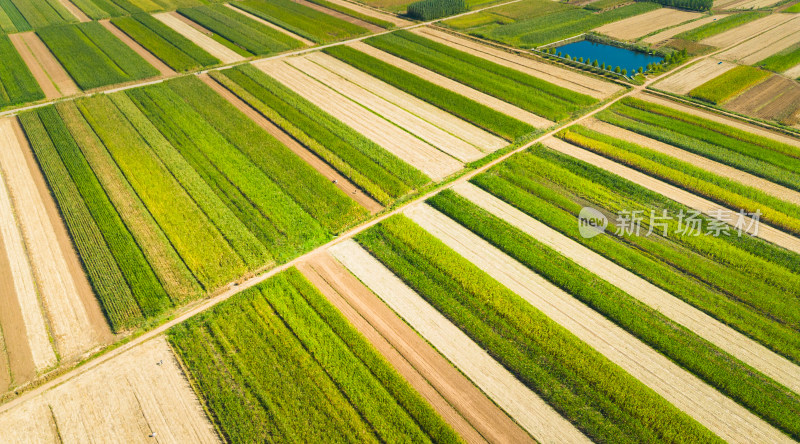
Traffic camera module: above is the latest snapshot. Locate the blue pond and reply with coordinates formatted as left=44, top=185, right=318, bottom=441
left=556, top=40, right=663, bottom=74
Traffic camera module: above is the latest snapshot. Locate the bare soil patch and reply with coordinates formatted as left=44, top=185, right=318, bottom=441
left=413, top=27, right=622, bottom=99
left=406, top=202, right=792, bottom=444
left=655, top=57, right=737, bottom=95
left=726, top=74, right=800, bottom=125
left=595, top=8, right=703, bottom=41
left=153, top=12, right=244, bottom=64
left=99, top=20, right=174, bottom=76
left=329, top=239, right=588, bottom=443
left=8, top=32, right=79, bottom=99
left=348, top=41, right=551, bottom=128
left=56, top=0, right=90, bottom=22
left=716, top=15, right=800, bottom=64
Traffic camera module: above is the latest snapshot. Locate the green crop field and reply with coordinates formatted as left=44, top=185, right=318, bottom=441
left=168, top=269, right=459, bottom=443
left=178, top=4, right=303, bottom=56
left=111, top=13, right=220, bottom=72
left=406, top=0, right=467, bottom=20
left=365, top=31, right=596, bottom=121
left=211, top=65, right=429, bottom=206
left=675, top=11, right=767, bottom=42
left=596, top=97, right=800, bottom=192
left=304, top=0, right=394, bottom=28
left=0, top=35, right=44, bottom=109
left=428, top=188, right=800, bottom=439
left=0, top=0, right=76, bottom=32
left=37, top=22, right=159, bottom=90
left=757, top=43, right=800, bottom=73
left=688, top=65, right=770, bottom=104
left=356, top=214, right=719, bottom=443
left=234, top=0, right=369, bottom=44
left=70, top=0, right=205, bottom=19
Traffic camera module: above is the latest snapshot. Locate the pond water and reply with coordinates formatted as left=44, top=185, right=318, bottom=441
left=556, top=40, right=664, bottom=75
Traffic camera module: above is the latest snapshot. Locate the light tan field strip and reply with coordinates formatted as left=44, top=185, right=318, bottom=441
left=329, top=239, right=590, bottom=444
left=594, top=8, right=703, bottom=41
left=638, top=92, right=800, bottom=148
left=292, top=0, right=384, bottom=33
left=56, top=0, right=90, bottom=21
left=286, top=55, right=486, bottom=162
left=406, top=203, right=792, bottom=444
left=224, top=4, right=313, bottom=46
left=654, top=57, right=737, bottom=94
left=715, top=15, right=800, bottom=64
left=642, top=14, right=726, bottom=44
left=255, top=59, right=462, bottom=180
left=304, top=52, right=506, bottom=152
left=299, top=256, right=486, bottom=444
left=100, top=20, right=174, bottom=76
left=8, top=32, right=79, bottom=99
left=0, top=337, right=219, bottom=444
left=318, top=0, right=411, bottom=26
left=0, top=328, right=9, bottom=393
left=0, top=231, right=37, bottom=389
left=544, top=136, right=800, bottom=254
left=0, top=168, right=55, bottom=373
left=199, top=73, right=382, bottom=213
left=299, top=253, right=535, bottom=444
left=784, top=62, right=800, bottom=78
left=153, top=12, right=244, bottom=64
left=0, top=119, right=100, bottom=362
left=701, top=13, right=795, bottom=48
left=348, top=41, right=551, bottom=128
left=582, top=118, right=800, bottom=205
left=719, top=0, right=781, bottom=10
left=453, top=181, right=800, bottom=393
left=413, top=27, right=621, bottom=99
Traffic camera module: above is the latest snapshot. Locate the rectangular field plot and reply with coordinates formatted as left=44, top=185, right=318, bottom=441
left=594, top=8, right=703, bottom=41
left=725, top=75, right=800, bottom=127
left=69, top=0, right=205, bottom=19
left=0, top=35, right=45, bottom=109
left=714, top=14, right=800, bottom=64
left=36, top=22, right=160, bottom=90
left=153, top=11, right=244, bottom=64
left=700, top=13, right=795, bottom=48
left=654, top=57, right=737, bottom=95
left=0, top=0, right=77, bottom=33
left=688, top=65, right=770, bottom=104
left=168, top=269, right=460, bottom=443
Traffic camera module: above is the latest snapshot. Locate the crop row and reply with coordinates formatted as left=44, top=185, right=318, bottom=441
left=356, top=214, right=717, bottom=443
left=365, top=31, right=595, bottom=121
left=210, top=66, right=423, bottom=205
left=0, top=0, right=75, bottom=31
left=0, top=0, right=30, bottom=33
left=323, top=45, right=537, bottom=141
left=69, top=0, right=142, bottom=19
left=471, top=144, right=800, bottom=363
left=688, top=65, right=770, bottom=105
left=111, top=13, right=220, bottom=72
left=558, top=125, right=800, bottom=236
left=675, top=11, right=767, bottom=42
left=406, top=0, right=467, bottom=20
left=178, top=4, right=302, bottom=56
left=235, top=0, right=368, bottom=44
left=37, top=22, right=159, bottom=90
left=168, top=269, right=458, bottom=443
left=0, top=35, right=45, bottom=109
left=757, top=44, right=800, bottom=75
left=304, top=0, right=394, bottom=29
left=597, top=97, right=800, bottom=191
left=429, top=188, right=800, bottom=439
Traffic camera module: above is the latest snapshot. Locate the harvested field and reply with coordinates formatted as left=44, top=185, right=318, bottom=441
left=329, top=239, right=589, bottom=443
left=594, top=8, right=703, bottom=41
left=726, top=74, right=800, bottom=125
left=153, top=12, right=244, bottom=64
left=716, top=0, right=782, bottom=9
left=298, top=252, right=534, bottom=444
left=222, top=3, right=313, bottom=46
left=543, top=136, right=800, bottom=254
left=715, top=15, right=800, bottom=64
left=785, top=62, right=800, bottom=78
left=655, top=57, right=737, bottom=95
left=583, top=118, right=800, bottom=205
left=319, top=0, right=411, bottom=26
left=198, top=73, right=383, bottom=213
left=255, top=59, right=463, bottom=181
left=8, top=32, right=80, bottom=99
left=643, top=14, right=726, bottom=44
left=99, top=20, right=174, bottom=76
left=701, top=13, right=795, bottom=48
left=285, top=55, right=487, bottom=162
left=348, top=41, right=550, bottom=128
left=56, top=0, right=89, bottom=21
left=412, top=27, right=621, bottom=99
left=0, top=337, right=219, bottom=443
left=405, top=203, right=792, bottom=444
left=0, top=118, right=109, bottom=364
left=637, top=92, right=800, bottom=148
left=303, top=52, right=506, bottom=153
left=453, top=181, right=800, bottom=393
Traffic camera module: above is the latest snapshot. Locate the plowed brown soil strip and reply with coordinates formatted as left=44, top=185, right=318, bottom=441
left=543, top=136, right=800, bottom=254
left=0, top=233, right=35, bottom=392
left=292, top=0, right=382, bottom=33
left=224, top=4, right=313, bottom=46
left=99, top=20, right=173, bottom=76
left=199, top=74, right=383, bottom=213
left=0, top=329, right=9, bottom=393
left=348, top=41, right=551, bottom=128
left=654, top=57, right=736, bottom=95
left=56, top=0, right=89, bottom=22
left=726, top=74, right=800, bottom=125
left=7, top=32, right=79, bottom=99
left=637, top=92, right=800, bottom=148
left=406, top=203, right=791, bottom=444
left=329, top=240, right=589, bottom=443
left=582, top=118, right=800, bottom=205
left=453, top=181, right=800, bottom=393
left=299, top=252, right=534, bottom=444
left=595, top=9, right=703, bottom=41
left=0, top=337, right=219, bottom=443
left=153, top=12, right=244, bottom=64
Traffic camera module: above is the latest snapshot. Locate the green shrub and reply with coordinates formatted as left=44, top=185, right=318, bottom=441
left=406, top=0, right=467, bottom=20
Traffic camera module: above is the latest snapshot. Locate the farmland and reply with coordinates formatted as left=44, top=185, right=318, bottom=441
left=0, top=0, right=77, bottom=32
left=688, top=65, right=770, bottom=104
left=0, top=35, right=44, bottom=109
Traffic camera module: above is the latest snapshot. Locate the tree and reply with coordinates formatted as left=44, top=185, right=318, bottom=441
left=578, top=57, right=584, bottom=63
left=614, top=66, right=621, bottom=74
left=622, top=68, right=627, bottom=76
left=637, top=66, right=643, bottom=74
left=593, top=60, right=599, bottom=68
